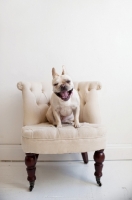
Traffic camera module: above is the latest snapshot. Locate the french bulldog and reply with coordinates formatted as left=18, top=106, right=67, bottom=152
left=46, top=67, right=80, bottom=128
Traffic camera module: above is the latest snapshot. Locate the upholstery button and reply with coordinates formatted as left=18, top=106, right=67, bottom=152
left=36, top=101, right=39, bottom=105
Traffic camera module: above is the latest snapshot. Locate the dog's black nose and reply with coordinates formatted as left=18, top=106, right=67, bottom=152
left=60, top=85, right=67, bottom=91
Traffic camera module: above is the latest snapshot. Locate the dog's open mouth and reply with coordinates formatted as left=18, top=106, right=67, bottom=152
left=55, top=89, right=73, bottom=101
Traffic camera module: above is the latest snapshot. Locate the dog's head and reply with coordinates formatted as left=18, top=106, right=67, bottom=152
left=52, top=67, right=74, bottom=101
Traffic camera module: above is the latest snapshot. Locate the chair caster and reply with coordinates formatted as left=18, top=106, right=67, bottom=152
left=29, top=182, right=34, bottom=191
left=96, top=177, right=102, bottom=187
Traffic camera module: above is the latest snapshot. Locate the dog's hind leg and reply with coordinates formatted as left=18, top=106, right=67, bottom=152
left=46, top=106, right=56, bottom=125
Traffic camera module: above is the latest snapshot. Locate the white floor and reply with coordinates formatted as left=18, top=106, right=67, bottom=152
left=0, top=161, right=132, bottom=200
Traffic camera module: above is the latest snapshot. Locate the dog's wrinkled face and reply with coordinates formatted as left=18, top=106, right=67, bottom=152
left=52, top=68, right=74, bottom=101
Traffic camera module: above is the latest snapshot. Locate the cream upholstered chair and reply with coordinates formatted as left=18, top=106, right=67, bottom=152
left=17, top=81, right=106, bottom=191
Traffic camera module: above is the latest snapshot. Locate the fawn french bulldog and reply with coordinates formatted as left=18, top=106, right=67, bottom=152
left=46, top=67, right=80, bottom=128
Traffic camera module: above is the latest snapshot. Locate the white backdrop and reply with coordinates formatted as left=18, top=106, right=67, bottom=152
left=0, top=0, right=132, bottom=160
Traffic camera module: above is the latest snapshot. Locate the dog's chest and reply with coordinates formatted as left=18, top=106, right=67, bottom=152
left=59, top=106, right=72, bottom=117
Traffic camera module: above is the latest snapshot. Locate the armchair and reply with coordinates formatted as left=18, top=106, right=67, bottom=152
left=17, top=81, right=106, bottom=191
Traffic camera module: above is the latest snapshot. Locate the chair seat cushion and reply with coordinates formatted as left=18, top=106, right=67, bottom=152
left=21, top=123, right=106, bottom=154
left=22, top=123, right=105, bottom=140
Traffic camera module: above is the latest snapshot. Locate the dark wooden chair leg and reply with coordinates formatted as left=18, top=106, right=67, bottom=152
left=93, top=149, right=105, bottom=186
left=36, top=154, right=39, bottom=161
left=25, top=153, right=39, bottom=191
left=81, top=152, right=88, bottom=164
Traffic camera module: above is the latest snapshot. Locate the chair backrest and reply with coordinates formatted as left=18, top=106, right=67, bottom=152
left=17, top=81, right=102, bottom=126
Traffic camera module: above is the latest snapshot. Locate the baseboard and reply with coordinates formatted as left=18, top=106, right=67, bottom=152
left=0, top=144, right=132, bottom=161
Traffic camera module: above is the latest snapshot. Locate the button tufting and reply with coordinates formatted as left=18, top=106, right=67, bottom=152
left=36, top=101, right=39, bottom=105
left=88, top=87, right=90, bottom=91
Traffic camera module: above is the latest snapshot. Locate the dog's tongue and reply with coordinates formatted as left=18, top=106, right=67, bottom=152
left=61, top=91, right=69, bottom=99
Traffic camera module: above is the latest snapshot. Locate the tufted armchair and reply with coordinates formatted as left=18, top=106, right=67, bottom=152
left=17, top=81, right=106, bottom=191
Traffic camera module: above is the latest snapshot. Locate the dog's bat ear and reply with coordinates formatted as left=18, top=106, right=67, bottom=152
left=52, top=68, right=59, bottom=78
left=62, top=65, right=66, bottom=75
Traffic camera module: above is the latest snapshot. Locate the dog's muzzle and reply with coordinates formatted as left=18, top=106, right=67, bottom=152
left=55, top=88, right=73, bottom=101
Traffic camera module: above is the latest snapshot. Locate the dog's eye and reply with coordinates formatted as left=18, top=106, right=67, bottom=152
left=66, top=80, right=70, bottom=84
left=54, top=83, right=58, bottom=86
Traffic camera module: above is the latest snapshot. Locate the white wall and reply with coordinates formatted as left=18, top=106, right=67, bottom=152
left=0, top=0, right=132, bottom=160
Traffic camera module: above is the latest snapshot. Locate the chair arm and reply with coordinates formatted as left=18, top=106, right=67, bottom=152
left=74, top=81, right=102, bottom=124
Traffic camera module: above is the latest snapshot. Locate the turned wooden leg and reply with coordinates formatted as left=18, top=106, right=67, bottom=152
left=81, top=152, right=88, bottom=164
left=25, top=153, right=39, bottom=191
left=93, top=149, right=105, bottom=187
left=36, top=154, right=39, bottom=161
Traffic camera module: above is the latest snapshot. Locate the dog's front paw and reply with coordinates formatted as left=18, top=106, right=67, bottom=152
left=74, top=122, right=80, bottom=128
left=57, top=124, right=62, bottom=128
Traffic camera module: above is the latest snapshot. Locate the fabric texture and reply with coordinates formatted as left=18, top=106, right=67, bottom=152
left=17, top=81, right=106, bottom=154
